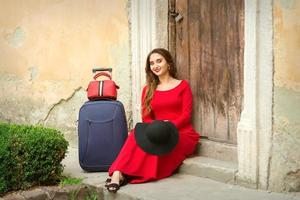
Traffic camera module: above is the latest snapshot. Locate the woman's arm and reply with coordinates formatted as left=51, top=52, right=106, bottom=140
left=141, top=86, right=154, bottom=123
left=169, top=83, right=193, bottom=129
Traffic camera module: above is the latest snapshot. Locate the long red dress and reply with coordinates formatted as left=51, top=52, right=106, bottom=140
left=108, top=80, right=200, bottom=183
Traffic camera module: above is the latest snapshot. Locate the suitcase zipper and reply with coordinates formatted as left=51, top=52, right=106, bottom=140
left=99, top=81, right=103, bottom=96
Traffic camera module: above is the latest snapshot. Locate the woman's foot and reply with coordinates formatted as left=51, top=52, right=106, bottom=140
left=106, top=171, right=126, bottom=193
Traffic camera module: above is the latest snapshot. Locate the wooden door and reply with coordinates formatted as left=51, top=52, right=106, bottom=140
left=169, top=0, right=244, bottom=144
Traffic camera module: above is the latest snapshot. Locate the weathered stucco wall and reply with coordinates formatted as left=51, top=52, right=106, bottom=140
left=0, top=0, right=131, bottom=147
left=270, top=0, right=300, bottom=192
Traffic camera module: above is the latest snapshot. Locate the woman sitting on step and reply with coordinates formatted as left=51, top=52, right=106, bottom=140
left=105, top=48, right=200, bottom=193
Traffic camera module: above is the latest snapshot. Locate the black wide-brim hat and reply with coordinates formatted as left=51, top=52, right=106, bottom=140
left=134, top=120, right=179, bottom=156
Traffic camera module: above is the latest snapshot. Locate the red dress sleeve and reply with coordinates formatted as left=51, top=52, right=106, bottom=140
left=141, top=86, right=154, bottom=123
left=169, top=82, right=193, bottom=129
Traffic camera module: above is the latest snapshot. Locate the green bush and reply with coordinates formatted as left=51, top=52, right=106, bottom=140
left=0, top=122, right=69, bottom=195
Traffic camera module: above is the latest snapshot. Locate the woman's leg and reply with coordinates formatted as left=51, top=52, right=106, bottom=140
left=111, top=170, right=124, bottom=184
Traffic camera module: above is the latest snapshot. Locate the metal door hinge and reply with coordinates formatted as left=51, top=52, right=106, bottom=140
left=169, top=10, right=184, bottom=23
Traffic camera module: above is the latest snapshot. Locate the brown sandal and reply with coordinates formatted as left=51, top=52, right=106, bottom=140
left=106, top=178, right=127, bottom=193
left=104, top=178, right=111, bottom=187
left=107, top=183, right=121, bottom=193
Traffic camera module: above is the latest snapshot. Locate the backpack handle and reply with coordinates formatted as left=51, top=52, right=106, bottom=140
left=92, top=72, right=119, bottom=89
left=93, top=72, right=112, bottom=80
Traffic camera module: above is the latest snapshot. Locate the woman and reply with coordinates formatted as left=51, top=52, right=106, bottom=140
left=105, top=48, right=200, bottom=192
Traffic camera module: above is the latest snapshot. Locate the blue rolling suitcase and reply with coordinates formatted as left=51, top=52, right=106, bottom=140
left=78, top=100, right=128, bottom=172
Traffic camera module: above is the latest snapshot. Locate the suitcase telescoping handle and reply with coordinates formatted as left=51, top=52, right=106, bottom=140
left=92, top=68, right=112, bottom=73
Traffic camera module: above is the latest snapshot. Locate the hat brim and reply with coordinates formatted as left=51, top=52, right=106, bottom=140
left=134, top=121, right=179, bottom=156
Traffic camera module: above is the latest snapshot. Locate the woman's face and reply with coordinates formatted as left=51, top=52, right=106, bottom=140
left=149, top=53, right=169, bottom=77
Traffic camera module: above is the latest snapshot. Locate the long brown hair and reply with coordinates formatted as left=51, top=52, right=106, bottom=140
left=143, top=48, right=177, bottom=116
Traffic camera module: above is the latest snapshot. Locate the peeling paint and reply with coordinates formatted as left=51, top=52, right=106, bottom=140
left=38, top=86, right=83, bottom=124
left=28, top=67, right=39, bottom=81
left=274, top=86, right=300, bottom=124
left=279, top=0, right=295, bottom=9
left=271, top=0, right=300, bottom=192
left=285, top=169, right=300, bottom=192
left=7, top=27, right=26, bottom=48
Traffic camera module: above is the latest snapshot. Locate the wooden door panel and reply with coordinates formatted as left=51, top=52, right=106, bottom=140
left=211, top=0, right=232, bottom=142
left=175, top=0, right=190, bottom=80
left=169, top=0, right=244, bottom=144
left=188, top=0, right=202, bottom=133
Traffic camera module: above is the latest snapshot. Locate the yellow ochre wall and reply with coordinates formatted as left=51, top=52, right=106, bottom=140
left=270, top=0, right=300, bottom=192
left=0, top=0, right=131, bottom=146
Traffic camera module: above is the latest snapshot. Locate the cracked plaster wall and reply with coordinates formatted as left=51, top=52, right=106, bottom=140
left=270, top=0, right=300, bottom=192
left=0, top=0, right=131, bottom=147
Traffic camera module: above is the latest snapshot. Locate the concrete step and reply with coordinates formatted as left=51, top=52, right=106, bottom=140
left=61, top=147, right=300, bottom=200
left=195, top=139, right=238, bottom=162
left=179, top=156, right=238, bottom=184
left=100, top=174, right=300, bottom=200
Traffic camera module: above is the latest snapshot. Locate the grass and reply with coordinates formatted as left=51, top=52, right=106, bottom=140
left=60, top=176, right=100, bottom=200
left=59, top=176, right=83, bottom=187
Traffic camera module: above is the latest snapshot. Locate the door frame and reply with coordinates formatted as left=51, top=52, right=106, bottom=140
left=236, top=0, right=273, bottom=190
left=130, top=0, right=273, bottom=190
left=130, top=0, right=168, bottom=125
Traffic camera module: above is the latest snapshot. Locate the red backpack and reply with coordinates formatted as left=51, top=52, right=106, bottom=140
left=87, top=68, right=119, bottom=100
